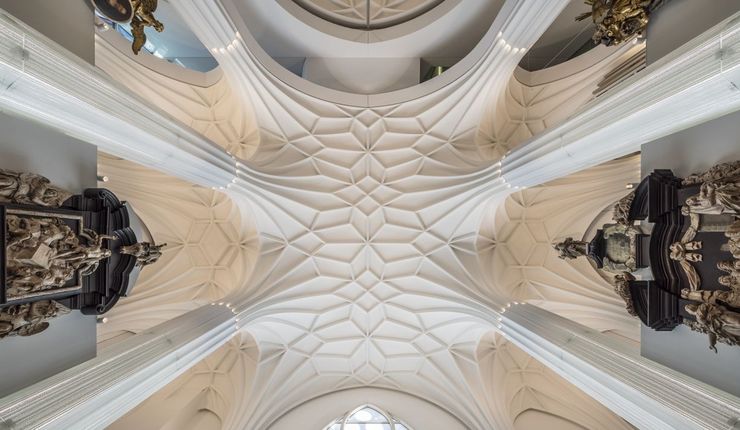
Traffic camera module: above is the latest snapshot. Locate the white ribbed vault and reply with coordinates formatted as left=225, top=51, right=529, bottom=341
left=93, top=0, right=644, bottom=428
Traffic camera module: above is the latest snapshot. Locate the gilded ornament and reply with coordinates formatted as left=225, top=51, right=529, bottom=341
left=130, top=0, right=164, bottom=55
left=576, top=0, right=659, bottom=46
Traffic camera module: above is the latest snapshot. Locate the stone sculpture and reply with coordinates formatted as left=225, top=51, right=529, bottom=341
left=0, top=300, right=70, bottom=339
left=553, top=237, right=589, bottom=260
left=669, top=241, right=703, bottom=291
left=683, top=160, right=740, bottom=186
left=5, top=215, right=114, bottom=299
left=613, top=272, right=638, bottom=316
left=120, top=241, right=166, bottom=267
left=685, top=181, right=740, bottom=216
left=685, top=302, right=740, bottom=352
left=0, top=169, right=72, bottom=207
left=612, top=189, right=636, bottom=225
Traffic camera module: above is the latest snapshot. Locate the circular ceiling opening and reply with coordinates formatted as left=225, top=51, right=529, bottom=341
left=292, top=0, right=445, bottom=29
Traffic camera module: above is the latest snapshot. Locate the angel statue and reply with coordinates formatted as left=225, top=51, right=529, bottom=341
left=0, top=169, right=72, bottom=207
left=130, top=0, right=164, bottom=55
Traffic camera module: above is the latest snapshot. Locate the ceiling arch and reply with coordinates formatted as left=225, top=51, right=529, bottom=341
left=292, top=0, right=445, bottom=29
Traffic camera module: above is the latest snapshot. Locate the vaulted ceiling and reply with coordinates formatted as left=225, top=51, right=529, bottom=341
left=96, top=0, right=638, bottom=428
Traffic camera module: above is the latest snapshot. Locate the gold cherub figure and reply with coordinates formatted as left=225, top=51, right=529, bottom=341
left=130, top=0, right=164, bottom=55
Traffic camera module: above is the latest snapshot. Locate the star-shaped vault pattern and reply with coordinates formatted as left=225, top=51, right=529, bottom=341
left=99, top=1, right=641, bottom=428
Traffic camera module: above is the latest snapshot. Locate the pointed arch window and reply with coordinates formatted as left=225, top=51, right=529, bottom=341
left=324, top=405, right=413, bottom=430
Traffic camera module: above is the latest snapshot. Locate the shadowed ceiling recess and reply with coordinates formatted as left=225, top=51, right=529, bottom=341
left=292, top=0, right=444, bottom=29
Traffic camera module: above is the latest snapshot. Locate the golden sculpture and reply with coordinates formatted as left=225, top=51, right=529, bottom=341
left=576, top=0, right=657, bottom=46
left=120, top=241, right=166, bottom=267
left=0, top=169, right=72, bottom=207
left=0, top=300, right=70, bottom=339
left=130, top=0, right=164, bottom=55
left=6, top=215, right=115, bottom=300
left=685, top=302, right=740, bottom=353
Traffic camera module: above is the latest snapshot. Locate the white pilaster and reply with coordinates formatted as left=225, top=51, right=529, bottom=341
left=0, top=304, right=237, bottom=430
left=500, top=303, right=740, bottom=430
left=502, top=13, right=740, bottom=188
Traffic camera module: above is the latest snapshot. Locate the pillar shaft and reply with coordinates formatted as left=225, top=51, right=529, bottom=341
left=0, top=304, right=237, bottom=430
left=501, top=303, right=740, bottom=430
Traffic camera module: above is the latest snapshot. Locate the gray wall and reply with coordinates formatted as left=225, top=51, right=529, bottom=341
left=0, top=0, right=94, bottom=64
left=0, top=111, right=97, bottom=397
left=641, top=110, right=740, bottom=397
left=647, top=0, right=740, bottom=65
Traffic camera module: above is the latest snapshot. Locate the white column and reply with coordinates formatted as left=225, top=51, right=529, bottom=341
left=0, top=304, right=238, bottom=430
left=0, top=9, right=236, bottom=189
left=502, top=12, right=740, bottom=188
left=500, top=303, right=740, bottom=430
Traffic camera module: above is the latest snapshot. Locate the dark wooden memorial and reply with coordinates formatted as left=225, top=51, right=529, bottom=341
left=555, top=160, right=740, bottom=352
left=0, top=169, right=163, bottom=339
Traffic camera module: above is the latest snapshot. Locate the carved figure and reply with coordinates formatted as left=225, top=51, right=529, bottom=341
left=120, top=242, right=166, bottom=267
left=685, top=302, right=740, bottom=352
left=553, top=237, right=589, bottom=260
left=0, top=169, right=72, bottom=207
left=0, top=300, right=70, bottom=339
left=602, top=223, right=639, bottom=273
left=130, top=0, right=164, bottom=55
left=669, top=241, right=703, bottom=291
left=55, top=229, right=115, bottom=276
left=726, top=220, right=740, bottom=259
left=5, top=215, right=114, bottom=298
left=685, top=181, right=740, bottom=216
left=613, top=189, right=636, bottom=225
left=682, top=287, right=740, bottom=308
left=613, top=272, right=637, bottom=316
left=576, top=0, right=657, bottom=46
left=683, top=160, right=740, bottom=186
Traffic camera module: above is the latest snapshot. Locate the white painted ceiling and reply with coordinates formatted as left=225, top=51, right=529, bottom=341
left=100, top=0, right=639, bottom=428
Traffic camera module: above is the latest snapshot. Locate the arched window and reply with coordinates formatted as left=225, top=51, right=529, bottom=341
left=325, top=405, right=412, bottom=430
